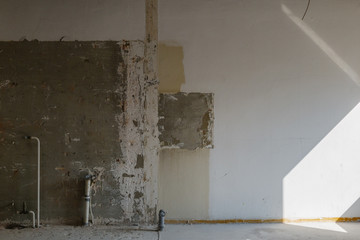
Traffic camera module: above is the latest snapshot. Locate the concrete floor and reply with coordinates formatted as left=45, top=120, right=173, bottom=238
left=162, top=223, right=360, bottom=240
left=1, top=223, right=360, bottom=239
left=0, top=225, right=158, bottom=240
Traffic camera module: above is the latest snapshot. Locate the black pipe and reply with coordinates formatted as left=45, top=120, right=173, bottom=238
left=158, top=209, right=166, bottom=231
left=19, top=201, right=28, bottom=214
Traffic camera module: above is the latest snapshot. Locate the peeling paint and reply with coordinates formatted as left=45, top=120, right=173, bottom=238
left=64, top=133, right=71, bottom=146
left=0, top=80, right=10, bottom=89
left=135, top=154, right=144, bottom=169
left=110, top=40, right=159, bottom=224
left=55, top=167, right=66, bottom=171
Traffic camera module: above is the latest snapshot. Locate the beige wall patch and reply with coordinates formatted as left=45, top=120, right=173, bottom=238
left=158, top=43, right=185, bottom=93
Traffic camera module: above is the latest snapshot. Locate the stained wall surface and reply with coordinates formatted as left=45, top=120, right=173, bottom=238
left=158, top=44, right=185, bottom=93
left=159, top=0, right=360, bottom=220
left=159, top=149, right=209, bottom=220
left=0, top=41, right=158, bottom=225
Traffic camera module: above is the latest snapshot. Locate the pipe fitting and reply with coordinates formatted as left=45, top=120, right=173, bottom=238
left=17, top=201, right=35, bottom=228
left=158, top=209, right=166, bottom=231
left=28, top=211, right=35, bottom=228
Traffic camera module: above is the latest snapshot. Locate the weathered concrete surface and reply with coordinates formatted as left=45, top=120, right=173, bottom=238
left=144, top=0, right=160, bottom=225
left=158, top=93, right=214, bottom=150
left=113, top=40, right=159, bottom=224
left=0, top=40, right=158, bottom=225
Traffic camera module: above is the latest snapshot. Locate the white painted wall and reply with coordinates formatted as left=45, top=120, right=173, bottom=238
left=159, top=0, right=360, bottom=220
left=0, top=0, right=145, bottom=41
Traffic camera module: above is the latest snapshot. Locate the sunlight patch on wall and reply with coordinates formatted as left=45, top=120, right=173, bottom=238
left=283, top=103, right=360, bottom=232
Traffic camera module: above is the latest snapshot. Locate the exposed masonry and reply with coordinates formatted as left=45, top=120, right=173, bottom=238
left=158, top=93, right=214, bottom=150
left=0, top=40, right=158, bottom=225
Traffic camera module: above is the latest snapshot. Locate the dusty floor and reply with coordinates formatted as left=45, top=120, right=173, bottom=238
left=0, top=225, right=159, bottom=240
left=1, top=222, right=360, bottom=239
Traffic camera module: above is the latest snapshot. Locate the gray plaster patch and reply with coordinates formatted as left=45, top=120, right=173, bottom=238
left=158, top=93, right=214, bottom=150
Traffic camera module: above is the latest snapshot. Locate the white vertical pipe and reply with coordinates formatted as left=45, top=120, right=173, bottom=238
left=28, top=211, right=36, bottom=228
left=31, top=137, right=40, bottom=228
left=84, top=176, right=91, bottom=226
